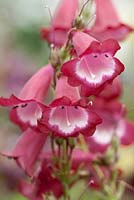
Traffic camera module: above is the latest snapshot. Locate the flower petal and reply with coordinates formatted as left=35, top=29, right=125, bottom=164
left=62, top=47, right=124, bottom=96
left=19, top=64, right=54, bottom=102
left=97, top=78, right=122, bottom=100
left=40, top=100, right=101, bottom=137
left=2, top=128, right=47, bottom=176
left=0, top=95, right=44, bottom=128
left=72, top=31, right=97, bottom=56
left=117, top=120, right=134, bottom=145
left=17, top=101, right=42, bottom=126
left=89, top=0, right=133, bottom=41
left=55, top=76, right=80, bottom=102
left=48, top=106, right=89, bottom=136
left=41, top=0, right=78, bottom=46
left=52, top=0, right=78, bottom=29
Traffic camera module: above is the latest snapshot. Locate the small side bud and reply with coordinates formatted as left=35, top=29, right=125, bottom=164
left=73, top=16, right=85, bottom=29
left=68, top=138, right=76, bottom=149
left=50, top=46, right=61, bottom=68
left=55, top=137, right=64, bottom=146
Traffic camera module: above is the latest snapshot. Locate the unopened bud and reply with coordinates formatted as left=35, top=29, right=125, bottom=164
left=55, top=137, right=64, bottom=146
left=73, top=16, right=84, bottom=29
left=50, top=46, right=60, bottom=68
left=68, top=138, right=76, bottom=149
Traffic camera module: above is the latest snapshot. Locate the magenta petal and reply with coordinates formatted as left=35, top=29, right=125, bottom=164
left=41, top=100, right=101, bottom=137
left=86, top=99, right=126, bottom=153
left=94, top=0, right=121, bottom=29
left=2, top=128, right=47, bottom=176
left=89, top=0, right=132, bottom=41
left=118, top=120, right=134, bottom=145
left=76, top=54, right=115, bottom=83
left=88, top=126, right=114, bottom=153
left=19, top=181, right=40, bottom=200
left=61, top=59, right=81, bottom=87
left=10, top=109, right=28, bottom=131
left=90, top=25, right=133, bottom=41
left=0, top=95, right=24, bottom=106
left=52, top=0, right=78, bottom=29
left=71, top=149, right=95, bottom=169
left=62, top=59, right=78, bottom=76
left=48, top=106, right=89, bottom=136
left=62, top=39, right=124, bottom=96
left=50, top=96, right=72, bottom=107
left=65, top=57, right=123, bottom=96
left=72, top=31, right=97, bottom=56
left=0, top=95, right=44, bottom=128
left=41, top=0, right=78, bottom=46
left=19, top=64, right=54, bottom=102
left=41, top=27, right=68, bottom=47
left=17, top=101, right=42, bottom=126
left=20, top=160, right=63, bottom=199
left=97, top=78, right=122, bottom=100
left=55, top=76, right=80, bottom=102
left=82, top=39, right=120, bottom=56
left=101, top=39, right=120, bottom=56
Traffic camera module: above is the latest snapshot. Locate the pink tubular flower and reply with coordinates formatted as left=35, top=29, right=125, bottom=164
left=38, top=76, right=102, bottom=137
left=88, top=0, right=133, bottom=41
left=19, top=160, right=63, bottom=200
left=62, top=32, right=124, bottom=96
left=41, top=0, right=78, bottom=47
left=86, top=98, right=134, bottom=153
left=0, top=64, right=54, bottom=130
left=1, top=128, right=47, bottom=176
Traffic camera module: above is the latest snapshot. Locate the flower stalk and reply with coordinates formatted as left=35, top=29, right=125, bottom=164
left=0, top=0, right=133, bottom=200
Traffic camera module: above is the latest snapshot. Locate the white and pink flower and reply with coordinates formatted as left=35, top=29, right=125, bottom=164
left=62, top=32, right=124, bottom=96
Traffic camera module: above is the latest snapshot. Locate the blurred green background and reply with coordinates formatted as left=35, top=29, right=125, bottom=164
left=0, top=0, right=134, bottom=199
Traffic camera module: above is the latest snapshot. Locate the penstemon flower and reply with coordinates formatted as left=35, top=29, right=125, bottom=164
left=86, top=98, right=134, bottom=153
left=0, top=65, right=54, bottom=129
left=62, top=31, right=124, bottom=96
left=88, top=0, right=133, bottom=41
left=41, top=0, right=79, bottom=47
left=20, top=159, right=64, bottom=200
left=0, top=0, right=133, bottom=200
left=38, top=76, right=102, bottom=137
left=2, top=128, right=48, bottom=176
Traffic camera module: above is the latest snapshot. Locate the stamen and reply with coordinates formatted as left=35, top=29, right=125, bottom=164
left=65, top=107, right=71, bottom=127
left=83, top=57, right=96, bottom=79
left=42, top=1, right=52, bottom=23
left=42, top=1, right=56, bottom=47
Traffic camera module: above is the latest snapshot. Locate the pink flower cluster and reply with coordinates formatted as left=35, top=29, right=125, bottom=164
left=0, top=0, right=133, bottom=199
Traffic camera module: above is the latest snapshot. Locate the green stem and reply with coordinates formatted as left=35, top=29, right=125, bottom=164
left=62, top=139, right=71, bottom=200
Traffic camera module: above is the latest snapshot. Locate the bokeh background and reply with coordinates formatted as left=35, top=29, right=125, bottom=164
left=0, top=0, right=134, bottom=199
